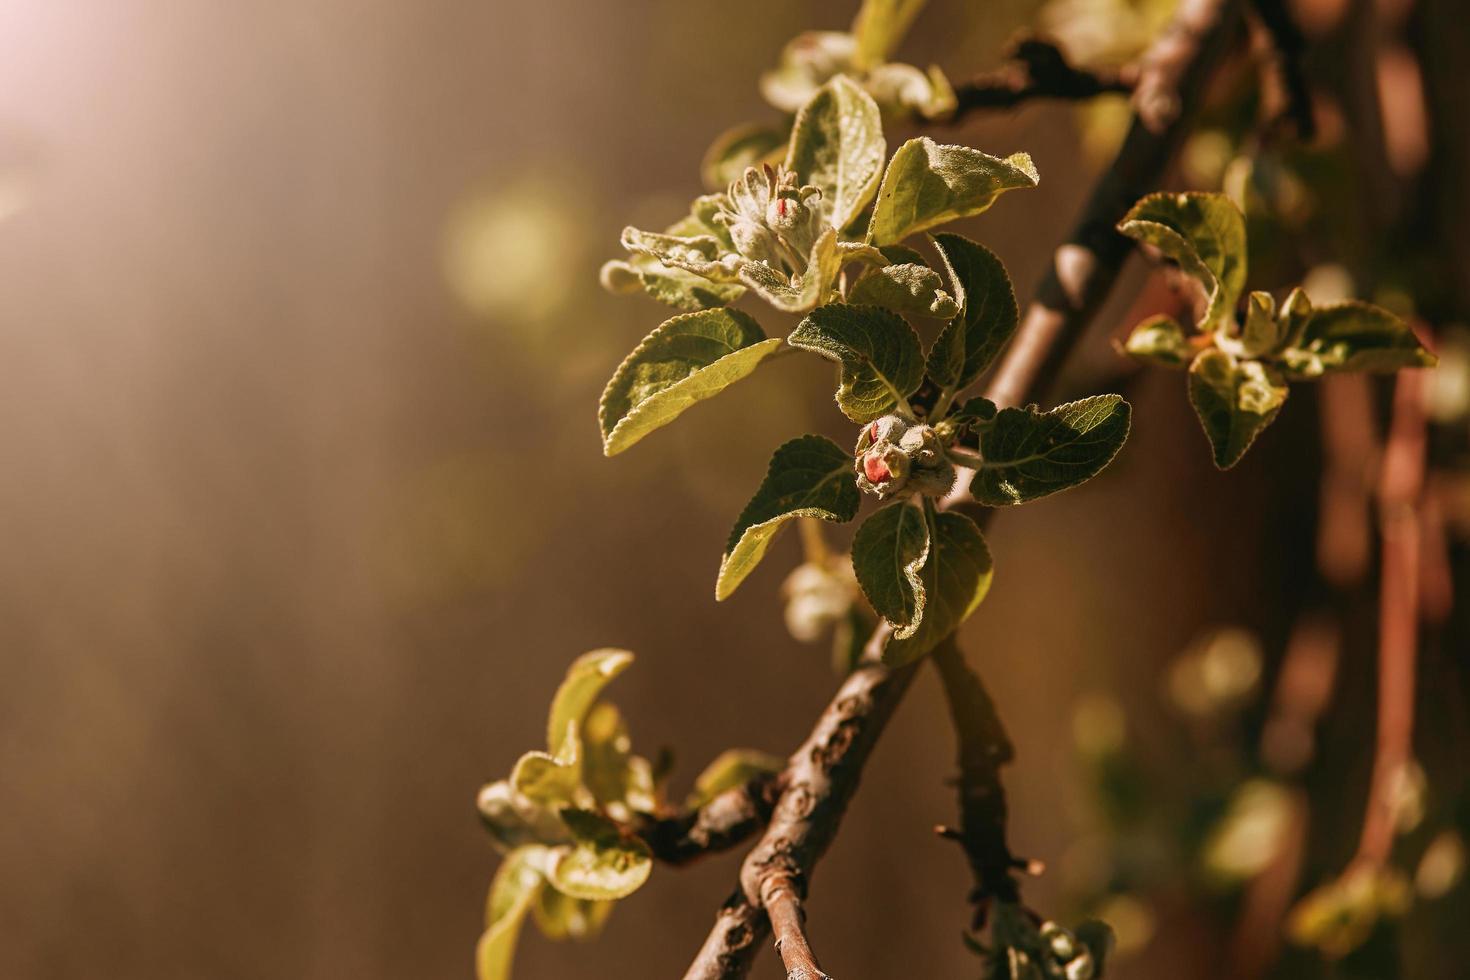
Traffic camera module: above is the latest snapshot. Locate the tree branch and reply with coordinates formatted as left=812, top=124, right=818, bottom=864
left=683, top=1, right=1245, bottom=975
left=949, top=39, right=1135, bottom=121
left=931, top=636, right=1024, bottom=931
left=1249, top=0, right=1316, bottom=139
left=641, top=771, right=786, bottom=866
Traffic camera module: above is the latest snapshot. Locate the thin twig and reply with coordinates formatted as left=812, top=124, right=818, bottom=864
left=1356, top=370, right=1428, bottom=866
left=949, top=38, right=1135, bottom=121
left=684, top=2, right=1245, bottom=975
left=1249, top=0, right=1316, bottom=138
left=763, top=874, right=830, bottom=980
left=931, top=636, right=1023, bottom=930
left=641, top=771, right=786, bottom=865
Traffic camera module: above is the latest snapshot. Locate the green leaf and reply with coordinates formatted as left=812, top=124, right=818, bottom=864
left=685, top=749, right=786, bottom=808
left=1122, top=314, right=1191, bottom=367
left=950, top=396, right=997, bottom=428
left=1240, top=290, right=1283, bottom=357
left=883, top=509, right=994, bottom=666
left=1188, top=348, right=1289, bottom=469
left=786, top=77, right=886, bottom=232
left=926, top=234, right=1019, bottom=392
left=788, top=303, right=925, bottom=422
left=477, top=845, right=546, bottom=980
left=545, top=809, right=653, bottom=901
left=851, top=0, right=929, bottom=68
left=866, top=62, right=957, bottom=120
left=581, top=702, right=656, bottom=815
left=851, top=502, right=931, bottom=638
left=532, top=886, right=614, bottom=941
left=619, top=227, right=739, bottom=282
left=1278, top=301, right=1437, bottom=376
left=599, top=308, right=781, bottom=456
left=1117, top=192, right=1247, bottom=329
left=477, top=780, right=570, bottom=852
left=868, top=138, right=1038, bottom=245
left=702, top=122, right=787, bottom=191
left=717, top=435, right=862, bottom=601
left=510, top=729, right=581, bottom=805
left=847, top=261, right=958, bottom=318
left=738, top=228, right=841, bottom=313
left=546, top=649, right=634, bottom=756
left=970, top=395, right=1132, bottom=505
left=599, top=257, right=745, bottom=312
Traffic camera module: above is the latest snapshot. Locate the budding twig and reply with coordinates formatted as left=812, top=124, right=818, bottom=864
left=641, top=770, right=786, bottom=866
left=948, top=38, right=1135, bottom=122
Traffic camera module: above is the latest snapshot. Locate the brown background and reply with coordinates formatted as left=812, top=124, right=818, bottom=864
left=0, top=2, right=1342, bottom=978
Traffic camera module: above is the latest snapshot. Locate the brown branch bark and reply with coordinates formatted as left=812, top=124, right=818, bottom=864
left=949, top=39, right=1135, bottom=120
left=1249, top=0, right=1316, bottom=139
left=931, top=636, right=1022, bottom=930
left=683, top=2, right=1244, bottom=975
left=641, top=771, right=786, bottom=866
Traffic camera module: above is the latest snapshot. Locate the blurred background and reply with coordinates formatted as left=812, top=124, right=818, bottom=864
left=1, top=1, right=1466, bottom=978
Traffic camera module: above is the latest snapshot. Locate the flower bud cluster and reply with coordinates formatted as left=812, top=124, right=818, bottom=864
left=717, top=164, right=823, bottom=276
left=854, top=415, right=956, bottom=500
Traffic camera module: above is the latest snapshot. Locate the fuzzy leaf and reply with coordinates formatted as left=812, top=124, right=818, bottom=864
left=702, top=122, right=787, bottom=191
left=882, top=510, right=994, bottom=666
left=1188, top=348, right=1289, bottom=469
left=971, top=395, right=1131, bottom=505
left=738, top=228, right=841, bottom=312
left=581, top=703, right=656, bottom=814
left=532, top=886, right=614, bottom=942
left=950, top=396, right=998, bottom=428
left=599, top=309, right=781, bottom=456
left=1278, top=301, right=1437, bottom=376
left=1240, top=290, right=1283, bottom=357
left=546, top=649, right=634, bottom=756
left=477, top=781, right=570, bottom=853
left=477, top=846, right=546, bottom=980
left=851, top=502, right=931, bottom=638
left=1122, top=314, right=1191, bottom=367
left=1118, top=192, right=1247, bottom=329
left=851, top=0, right=929, bottom=68
left=788, top=303, right=925, bottom=422
left=717, top=435, right=862, bottom=600
left=867, top=138, right=1038, bottom=245
left=545, top=809, right=652, bottom=901
left=510, top=729, right=581, bottom=805
left=786, top=77, right=886, bottom=232
left=927, top=233, right=1019, bottom=392
left=619, top=227, right=739, bottom=282
left=599, top=257, right=745, bottom=312
left=686, top=749, right=786, bottom=808
left=847, top=261, right=958, bottom=318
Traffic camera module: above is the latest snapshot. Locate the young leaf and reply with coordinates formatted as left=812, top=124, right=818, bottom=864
left=926, top=234, right=1019, bottom=392
left=546, top=649, right=634, bottom=756
left=882, top=509, right=994, bottom=666
left=619, top=227, right=739, bottom=282
left=738, top=227, right=841, bottom=312
left=1122, top=314, right=1191, bottom=367
left=685, top=749, right=786, bottom=808
left=478, top=780, right=571, bottom=852
left=950, top=396, right=998, bottom=428
left=581, top=703, right=656, bottom=815
left=788, top=303, right=925, bottom=422
left=851, top=501, right=931, bottom=638
left=1240, top=290, right=1283, bottom=357
left=851, top=0, right=929, bottom=69
left=717, top=435, right=862, bottom=600
left=599, top=257, right=745, bottom=312
left=477, top=845, right=546, bottom=980
left=532, top=885, right=615, bottom=941
left=545, top=809, right=653, bottom=901
left=1188, top=348, right=1289, bottom=469
left=1117, top=192, right=1247, bottom=329
left=599, top=309, right=782, bottom=456
left=1278, top=301, right=1437, bottom=376
left=702, top=122, right=787, bottom=191
left=867, top=138, right=1038, bottom=245
left=847, top=261, right=958, bottom=318
left=510, top=727, right=581, bottom=805
left=785, top=77, right=886, bottom=232
left=970, top=395, right=1132, bottom=505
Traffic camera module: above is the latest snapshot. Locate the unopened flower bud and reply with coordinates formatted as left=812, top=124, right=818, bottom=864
left=854, top=415, right=956, bottom=499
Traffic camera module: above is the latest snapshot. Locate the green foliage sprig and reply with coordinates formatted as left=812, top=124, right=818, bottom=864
left=1116, top=191, right=1438, bottom=468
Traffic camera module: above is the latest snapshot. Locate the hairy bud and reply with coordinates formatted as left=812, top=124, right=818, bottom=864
left=717, top=164, right=823, bottom=274
left=854, top=415, right=955, bottom=499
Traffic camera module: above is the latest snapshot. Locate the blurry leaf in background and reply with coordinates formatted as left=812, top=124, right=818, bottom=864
left=443, top=171, right=590, bottom=327
left=1165, top=626, right=1262, bottom=718
left=1200, top=779, right=1292, bottom=883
